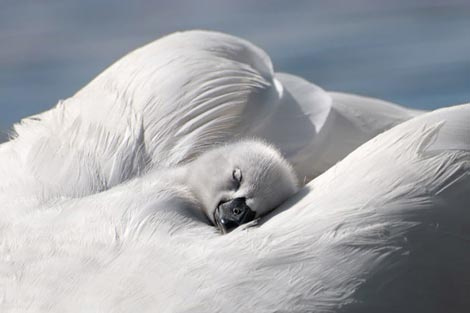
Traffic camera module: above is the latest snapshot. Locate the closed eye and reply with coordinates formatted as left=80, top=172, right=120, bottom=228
left=232, top=168, right=242, bottom=189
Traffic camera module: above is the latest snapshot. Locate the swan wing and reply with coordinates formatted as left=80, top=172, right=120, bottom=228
left=1, top=30, right=422, bottom=200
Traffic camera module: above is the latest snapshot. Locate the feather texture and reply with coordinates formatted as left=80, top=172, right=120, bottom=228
left=0, top=30, right=420, bottom=201
left=1, top=30, right=466, bottom=313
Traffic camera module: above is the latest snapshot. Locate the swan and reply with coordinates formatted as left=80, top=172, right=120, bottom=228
left=183, top=140, right=298, bottom=233
left=1, top=104, right=468, bottom=312
left=1, top=30, right=468, bottom=312
left=130, top=139, right=298, bottom=234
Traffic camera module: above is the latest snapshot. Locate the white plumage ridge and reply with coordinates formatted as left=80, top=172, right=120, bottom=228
left=0, top=30, right=469, bottom=313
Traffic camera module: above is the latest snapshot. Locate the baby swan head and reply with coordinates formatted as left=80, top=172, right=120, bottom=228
left=187, top=140, right=298, bottom=234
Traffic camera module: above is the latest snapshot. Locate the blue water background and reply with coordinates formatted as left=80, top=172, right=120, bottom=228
left=1, top=0, right=469, bottom=140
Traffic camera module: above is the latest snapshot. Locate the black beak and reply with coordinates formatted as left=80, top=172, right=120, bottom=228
left=214, top=197, right=256, bottom=234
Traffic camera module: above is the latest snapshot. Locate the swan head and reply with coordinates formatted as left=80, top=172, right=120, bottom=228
left=187, top=140, right=298, bottom=234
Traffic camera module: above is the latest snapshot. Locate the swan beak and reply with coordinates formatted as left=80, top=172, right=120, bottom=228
left=214, top=198, right=256, bottom=234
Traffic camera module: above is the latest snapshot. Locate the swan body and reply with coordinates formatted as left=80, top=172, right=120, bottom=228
left=0, top=30, right=468, bottom=312
left=2, top=103, right=468, bottom=313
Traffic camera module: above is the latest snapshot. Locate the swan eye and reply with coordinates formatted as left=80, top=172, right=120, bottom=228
left=232, top=168, right=242, bottom=184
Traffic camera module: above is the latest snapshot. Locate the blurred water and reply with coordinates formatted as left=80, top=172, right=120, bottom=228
left=1, top=0, right=469, bottom=140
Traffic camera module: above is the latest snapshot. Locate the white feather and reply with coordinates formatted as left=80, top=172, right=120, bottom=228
left=0, top=30, right=420, bottom=201
left=1, top=30, right=466, bottom=312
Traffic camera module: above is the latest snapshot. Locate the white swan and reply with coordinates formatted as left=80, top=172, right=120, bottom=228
left=124, top=139, right=298, bottom=234
left=184, top=140, right=298, bottom=233
left=2, top=104, right=468, bottom=313
left=1, top=30, right=468, bottom=312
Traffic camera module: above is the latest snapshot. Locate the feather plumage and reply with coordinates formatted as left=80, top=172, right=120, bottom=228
left=1, top=30, right=467, bottom=312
